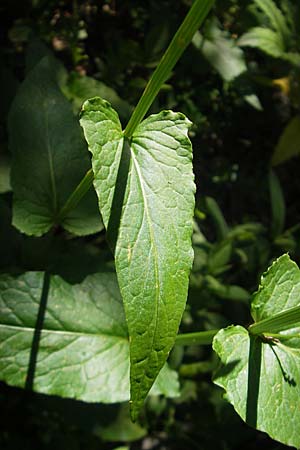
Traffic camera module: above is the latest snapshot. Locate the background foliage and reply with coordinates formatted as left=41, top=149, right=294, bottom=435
left=1, top=0, right=300, bottom=448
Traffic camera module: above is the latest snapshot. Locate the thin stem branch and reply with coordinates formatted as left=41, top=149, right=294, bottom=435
left=124, top=0, right=215, bottom=138
left=175, top=329, right=218, bottom=346
left=62, top=0, right=214, bottom=220
left=57, top=168, right=94, bottom=222
left=249, top=305, right=300, bottom=335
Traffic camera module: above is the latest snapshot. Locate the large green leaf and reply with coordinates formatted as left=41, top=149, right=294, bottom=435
left=213, top=255, right=300, bottom=448
left=0, top=271, right=179, bottom=402
left=80, top=97, right=195, bottom=418
left=8, top=56, right=102, bottom=237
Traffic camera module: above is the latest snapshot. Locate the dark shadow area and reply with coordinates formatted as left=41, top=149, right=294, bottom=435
left=0, top=382, right=119, bottom=450
left=246, top=336, right=262, bottom=428
left=106, top=137, right=131, bottom=253
left=213, top=359, right=240, bottom=379
left=25, top=272, right=51, bottom=390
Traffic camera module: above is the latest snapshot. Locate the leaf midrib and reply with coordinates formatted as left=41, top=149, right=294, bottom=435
left=130, top=148, right=161, bottom=366
left=44, top=105, right=58, bottom=215
left=0, top=323, right=128, bottom=341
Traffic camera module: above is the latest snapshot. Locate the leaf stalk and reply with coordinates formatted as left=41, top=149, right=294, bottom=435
left=175, top=329, right=218, bottom=346
left=57, top=168, right=94, bottom=222
left=249, top=305, right=300, bottom=335
left=66, top=0, right=214, bottom=216
left=124, top=0, right=215, bottom=138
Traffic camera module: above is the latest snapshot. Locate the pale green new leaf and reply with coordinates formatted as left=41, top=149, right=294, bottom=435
left=238, top=27, right=285, bottom=58
left=252, top=0, right=291, bottom=45
left=193, top=21, right=247, bottom=82
left=192, top=19, right=261, bottom=110
left=272, top=116, right=300, bottom=166
left=80, top=97, right=195, bottom=419
left=213, top=255, right=300, bottom=448
left=0, top=271, right=179, bottom=402
left=281, top=52, right=300, bottom=67
left=9, top=56, right=102, bottom=237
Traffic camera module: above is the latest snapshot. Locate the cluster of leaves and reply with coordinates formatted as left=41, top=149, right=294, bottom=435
left=1, top=0, right=300, bottom=449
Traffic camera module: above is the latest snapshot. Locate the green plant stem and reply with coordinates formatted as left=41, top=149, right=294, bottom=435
left=57, top=168, right=94, bottom=222
left=124, top=0, right=215, bottom=138
left=60, top=0, right=214, bottom=219
left=249, top=305, right=300, bottom=335
left=175, top=329, right=218, bottom=346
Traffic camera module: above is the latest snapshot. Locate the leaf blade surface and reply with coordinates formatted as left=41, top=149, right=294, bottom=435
left=0, top=271, right=179, bottom=402
left=9, top=56, right=102, bottom=237
left=80, top=98, right=195, bottom=418
left=213, top=326, right=300, bottom=448
left=213, top=255, right=300, bottom=448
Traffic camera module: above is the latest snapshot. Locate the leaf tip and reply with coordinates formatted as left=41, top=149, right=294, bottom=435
left=80, top=96, right=113, bottom=115
left=129, top=399, right=142, bottom=423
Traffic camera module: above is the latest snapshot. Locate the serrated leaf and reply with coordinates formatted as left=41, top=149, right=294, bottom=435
left=80, top=97, right=195, bottom=418
left=0, top=271, right=179, bottom=402
left=238, top=27, right=285, bottom=58
left=8, top=56, right=103, bottom=237
left=272, top=116, right=300, bottom=166
left=213, top=326, right=300, bottom=448
left=213, top=255, right=300, bottom=448
left=251, top=254, right=300, bottom=322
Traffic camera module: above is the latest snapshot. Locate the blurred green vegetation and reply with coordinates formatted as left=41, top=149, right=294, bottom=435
left=1, top=0, right=300, bottom=448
